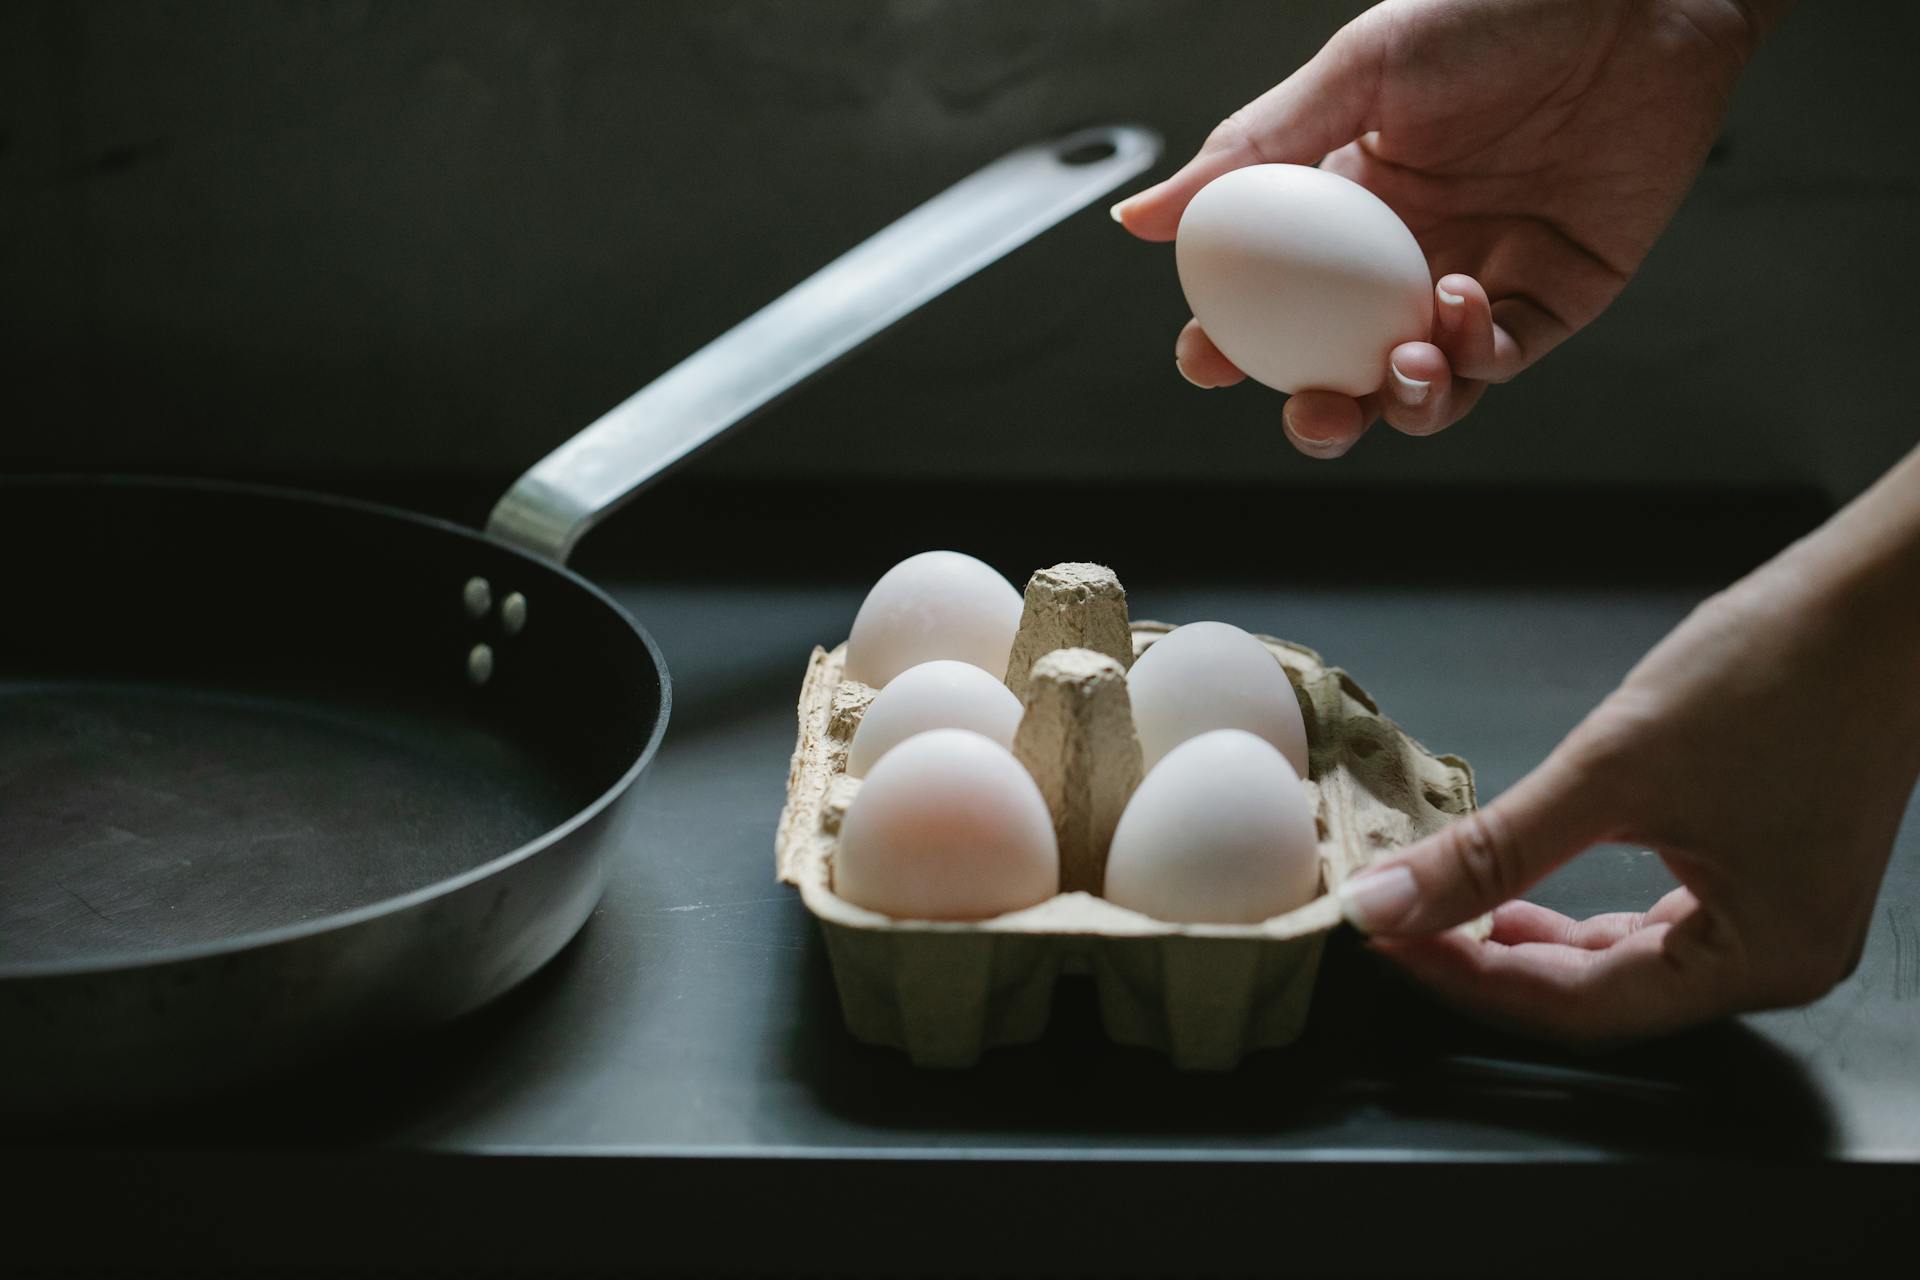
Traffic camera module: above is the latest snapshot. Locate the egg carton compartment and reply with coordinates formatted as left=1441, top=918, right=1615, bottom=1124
left=775, top=566, right=1476, bottom=1070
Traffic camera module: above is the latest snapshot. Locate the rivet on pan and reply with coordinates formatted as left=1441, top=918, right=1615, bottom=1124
left=467, top=643, right=495, bottom=686
left=463, top=577, right=493, bottom=619
left=500, top=592, right=528, bottom=637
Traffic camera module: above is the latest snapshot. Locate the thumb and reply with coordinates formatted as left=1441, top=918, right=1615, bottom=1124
left=1112, top=14, right=1383, bottom=242
left=1337, top=751, right=1611, bottom=937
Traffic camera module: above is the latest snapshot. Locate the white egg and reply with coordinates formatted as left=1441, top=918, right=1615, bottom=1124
left=846, top=660, right=1023, bottom=779
left=1127, top=621, right=1308, bottom=777
left=1104, top=729, right=1320, bottom=924
left=1176, top=163, right=1431, bottom=396
left=835, top=729, right=1058, bottom=920
left=843, top=551, right=1024, bottom=689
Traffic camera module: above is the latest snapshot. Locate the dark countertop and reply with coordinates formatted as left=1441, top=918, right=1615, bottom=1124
left=10, top=485, right=1918, bottom=1277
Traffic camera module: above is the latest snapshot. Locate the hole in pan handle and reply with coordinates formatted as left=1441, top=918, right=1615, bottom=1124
left=485, top=124, right=1162, bottom=565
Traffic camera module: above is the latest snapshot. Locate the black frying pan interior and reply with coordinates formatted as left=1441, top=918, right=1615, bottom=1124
left=0, top=478, right=663, bottom=972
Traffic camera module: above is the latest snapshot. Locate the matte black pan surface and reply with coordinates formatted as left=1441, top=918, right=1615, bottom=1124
left=0, top=478, right=669, bottom=1110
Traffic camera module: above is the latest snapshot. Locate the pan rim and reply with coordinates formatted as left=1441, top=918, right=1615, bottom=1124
left=0, top=473, right=673, bottom=981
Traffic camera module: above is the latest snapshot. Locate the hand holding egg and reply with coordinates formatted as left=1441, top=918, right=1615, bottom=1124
left=1108, top=0, right=1748, bottom=454
left=1174, top=164, right=1430, bottom=400
left=1163, top=161, right=1458, bottom=457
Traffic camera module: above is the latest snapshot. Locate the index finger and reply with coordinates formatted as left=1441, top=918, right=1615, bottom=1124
left=1111, top=17, right=1383, bottom=241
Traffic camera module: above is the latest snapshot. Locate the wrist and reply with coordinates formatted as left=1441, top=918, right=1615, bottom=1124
left=1782, top=445, right=1920, bottom=730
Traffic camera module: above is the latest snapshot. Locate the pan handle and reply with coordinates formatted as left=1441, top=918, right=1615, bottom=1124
left=485, top=124, right=1161, bottom=563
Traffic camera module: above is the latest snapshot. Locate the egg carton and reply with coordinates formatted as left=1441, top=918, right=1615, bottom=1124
left=775, top=564, right=1477, bottom=1070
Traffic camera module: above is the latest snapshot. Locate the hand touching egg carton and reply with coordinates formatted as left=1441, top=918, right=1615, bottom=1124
left=775, top=555, right=1476, bottom=1069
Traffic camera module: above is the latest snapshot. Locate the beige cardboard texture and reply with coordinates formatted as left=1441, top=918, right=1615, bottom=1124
left=776, top=566, right=1477, bottom=1070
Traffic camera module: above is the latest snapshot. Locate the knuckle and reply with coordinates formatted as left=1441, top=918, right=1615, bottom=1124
left=1688, top=586, right=1757, bottom=638
left=1203, top=113, right=1244, bottom=155
left=1437, top=807, right=1523, bottom=908
left=1561, top=698, right=1653, bottom=790
left=1208, top=109, right=1271, bottom=165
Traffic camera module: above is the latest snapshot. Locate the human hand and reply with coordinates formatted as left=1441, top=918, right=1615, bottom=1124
left=1114, top=0, right=1784, bottom=458
left=1335, top=446, right=1920, bottom=1047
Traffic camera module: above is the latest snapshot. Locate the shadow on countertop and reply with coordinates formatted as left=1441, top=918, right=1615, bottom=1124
left=778, top=925, right=1838, bottom=1161
left=3, top=911, right=1837, bottom=1164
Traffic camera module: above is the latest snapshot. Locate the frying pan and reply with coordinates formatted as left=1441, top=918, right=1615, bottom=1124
left=0, top=125, right=1160, bottom=1111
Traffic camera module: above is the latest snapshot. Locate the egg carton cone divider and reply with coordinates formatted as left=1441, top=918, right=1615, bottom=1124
left=775, top=564, right=1478, bottom=1069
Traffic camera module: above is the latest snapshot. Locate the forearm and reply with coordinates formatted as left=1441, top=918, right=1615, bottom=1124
left=1815, top=442, right=1920, bottom=611
left=1779, top=442, right=1920, bottom=736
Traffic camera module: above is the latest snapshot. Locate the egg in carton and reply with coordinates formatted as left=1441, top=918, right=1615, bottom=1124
left=775, top=563, right=1477, bottom=1070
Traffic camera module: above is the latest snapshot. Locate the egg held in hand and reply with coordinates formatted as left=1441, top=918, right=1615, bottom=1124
left=1103, top=729, right=1320, bottom=925
left=1176, top=163, right=1431, bottom=397
left=835, top=729, right=1059, bottom=921
left=843, top=551, right=1024, bottom=689
left=1127, top=621, right=1309, bottom=777
left=846, top=660, right=1023, bottom=779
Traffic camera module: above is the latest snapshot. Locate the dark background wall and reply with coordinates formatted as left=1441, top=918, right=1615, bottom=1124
left=3, top=1, right=1915, bottom=501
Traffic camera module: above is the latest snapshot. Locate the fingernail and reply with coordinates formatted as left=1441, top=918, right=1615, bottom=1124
left=1390, top=363, right=1430, bottom=405
left=1282, top=406, right=1336, bottom=449
left=1175, top=359, right=1207, bottom=388
left=1339, top=865, right=1418, bottom=934
left=1436, top=284, right=1465, bottom=308
left=1109, top=200, right=1130, bottom=225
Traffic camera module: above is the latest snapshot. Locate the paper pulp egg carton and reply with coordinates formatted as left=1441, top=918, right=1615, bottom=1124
left=775, top=563, right=1476, bottom=1070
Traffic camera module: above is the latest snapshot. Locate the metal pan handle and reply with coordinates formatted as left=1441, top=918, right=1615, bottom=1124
left=486, top=124, right=1161, bottom=563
